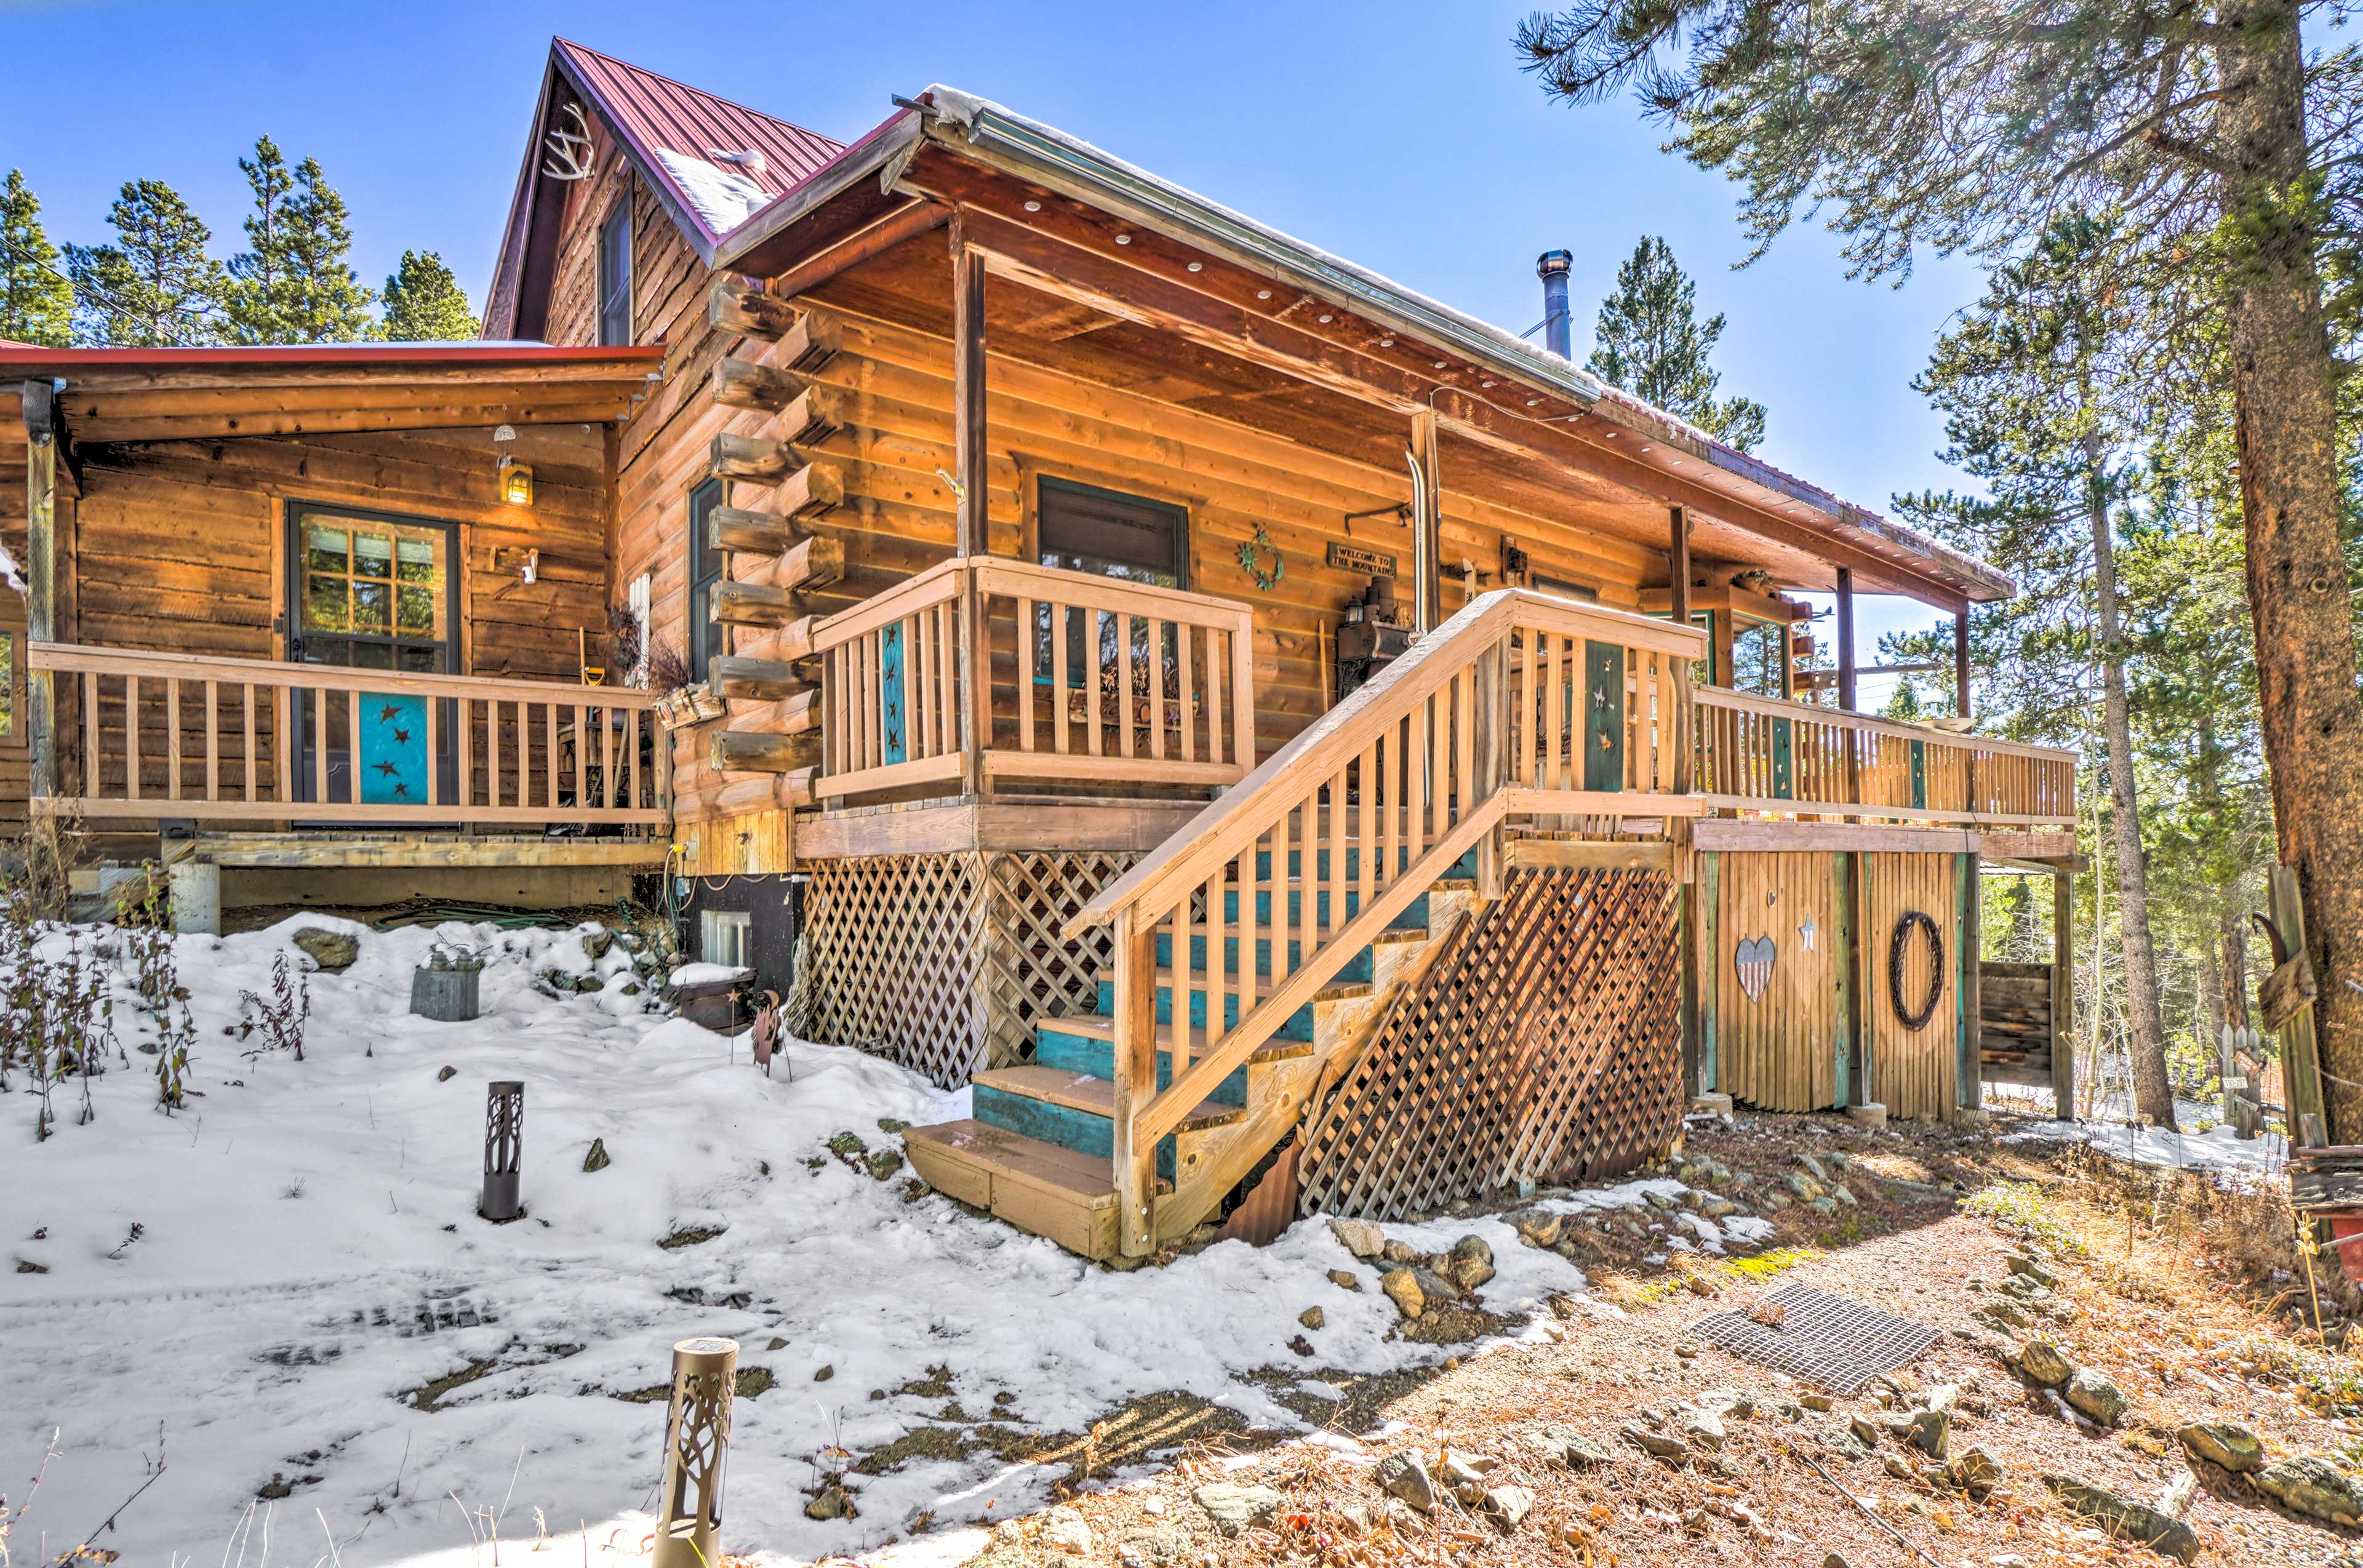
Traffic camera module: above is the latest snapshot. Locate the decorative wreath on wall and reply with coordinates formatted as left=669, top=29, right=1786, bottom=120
left=1889, top=910, right=1945, bottom=1031
left=1236, top=521, right=1284, bottom=591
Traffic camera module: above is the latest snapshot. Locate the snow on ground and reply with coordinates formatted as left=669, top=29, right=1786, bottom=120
left=2003, top=1114, right=2289, bottom=1177
left=0, top=915, right=1725, bottom=1566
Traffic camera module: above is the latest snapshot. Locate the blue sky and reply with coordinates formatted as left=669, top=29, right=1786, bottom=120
left=1, top=0, right=1993, bottom=686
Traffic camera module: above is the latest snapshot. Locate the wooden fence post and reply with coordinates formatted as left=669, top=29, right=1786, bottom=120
left=2052, top=867, right=2076, bottom=1120
left=1110, top=907, right=1159, bottom=1256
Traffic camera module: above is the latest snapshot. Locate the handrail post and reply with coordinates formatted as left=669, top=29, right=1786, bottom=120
left=1229, top=613, right=1255, bottom=772
left=1472, top=634, right=1506, bottom=900
left=962, top=565, right=990, bottom=797
left=1110, top=906, right=1158, bottom=1257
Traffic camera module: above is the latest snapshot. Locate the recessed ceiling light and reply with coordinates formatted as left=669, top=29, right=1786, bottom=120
left=1317, top=313, right=1333, bottom=323
left=1526, top=398, right=1541, bottom=407
left=1257, top=289, right=1272, bottom=300
left=1023, top=199, right=1041, bottom=212
left=1640, top=446, right=1652, bottom=453
left=1116, top=233, right=1132, bottom=244
left=1186, top=261, right=1202, bottom=272
left=1481, top=380, right=1493, bottom=388
left=1433, top=361, right=1447, bottom=369
left=1380, top=338, right=1394, bottom=347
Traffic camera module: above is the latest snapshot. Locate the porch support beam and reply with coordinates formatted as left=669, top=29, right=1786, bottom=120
left=1836, top=566, right=1857, bottom=712
left=952, top=212, right=991, bottom=796
left=20, top=381, right=55, bottom=800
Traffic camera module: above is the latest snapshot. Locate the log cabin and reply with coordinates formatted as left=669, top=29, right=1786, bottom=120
left=1, top=39, right=2083, bottom=1258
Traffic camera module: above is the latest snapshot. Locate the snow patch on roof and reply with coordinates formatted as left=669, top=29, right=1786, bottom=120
left=654, top=149, right=772, bottom=235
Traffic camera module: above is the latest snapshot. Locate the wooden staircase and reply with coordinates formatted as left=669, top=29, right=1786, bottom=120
left=906, top=851, right=1480, bottom=1257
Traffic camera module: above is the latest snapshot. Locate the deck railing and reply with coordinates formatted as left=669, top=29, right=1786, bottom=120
left=30, top=643, right=665, bottom=825
left=1692, top=686, right=2076, bottom=826
left=812, top=557, right=1255, bottom=804
left=1071, top=589, right=1708, bottom=1254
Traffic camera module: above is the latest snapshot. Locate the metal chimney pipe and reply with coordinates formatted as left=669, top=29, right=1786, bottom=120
left=1537, top=249, right=1574, bottom=359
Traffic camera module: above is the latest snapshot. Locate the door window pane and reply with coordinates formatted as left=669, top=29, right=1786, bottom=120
left=305, top=526, right=349, bottom=575
left=305, top=576, right=350, bottom=632
left=352, top=580, right=392, bottom=633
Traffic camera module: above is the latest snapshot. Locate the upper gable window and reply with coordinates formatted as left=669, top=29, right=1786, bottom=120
left=597, top=202, right=632, bottom=346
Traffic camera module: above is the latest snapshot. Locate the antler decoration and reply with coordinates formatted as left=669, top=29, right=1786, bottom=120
left=542, top=101, right=594, bottom=182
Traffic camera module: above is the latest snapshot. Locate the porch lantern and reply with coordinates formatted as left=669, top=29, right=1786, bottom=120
left=499, top=454, right=535, bottom=506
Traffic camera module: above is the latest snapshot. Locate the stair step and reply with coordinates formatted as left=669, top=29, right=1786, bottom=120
left=1154, top=922, right=1423, bottom=983
left=975, top=1066, right=1245, bottom=1132
left=1091, top=970, right=1372, bottom=1039
left=972, top=1066, right=1245, bottom=1177
left=905, top=1119, right=1166, bottom=1260
left=1033, top=1015, right=1308, bottom=1106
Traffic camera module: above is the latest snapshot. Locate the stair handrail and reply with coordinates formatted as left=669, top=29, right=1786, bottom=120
left=1070, top=588, right=1705, bottom=1254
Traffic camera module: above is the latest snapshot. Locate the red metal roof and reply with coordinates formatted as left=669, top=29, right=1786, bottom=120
left=550, top=38, right=844, bottom=251
left=0, top=342, right=665, bottom=370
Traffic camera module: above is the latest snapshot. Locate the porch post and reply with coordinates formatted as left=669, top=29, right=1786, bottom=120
left=1110, top=907, right=1158, bottom=1257
left=952, top=215, right=990, bottom=794
left=1667, top=505, right=1690, bottom=631
left=1834, top=566, right=1857, bottom=711
left=2052, top=866, right=2076, bottom=1119
left=1409, top=409, right=1440, bottom=634
left=20, top=381, right=56, bottom=800
left=1953, top=609, right=1972, bottom=721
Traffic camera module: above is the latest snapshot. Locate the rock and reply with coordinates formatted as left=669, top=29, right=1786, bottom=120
left=1513, top=1209, right=1564, bottom=1248
left=1800, top=1392, right=1833, bottom=1412
left=581, top=927, right=614, bottom=961
left=1784, top=1172, right=1825, bottom=1201
left=1482, top=1485, right=1535, bottom=1531
left=1825, top=1555, right=1850, bottom=1568
left=2042, top=1474, right=2199, bottom=1564
left=1831, top=1184, right=1858, bottom=1206
left=1439, top=1452, right=1489, bottom=1505
left=1410, top=1266, right=1460, bottom=1306
left=1533, top=1425, right=1613, bottom=1468
left=1621, top=1423, right=1690, bottom=1465
left=2174, top=1419, right=2261, bottom=1473
left=864, top=1149, right=905, bottom=1181
left=1680, top=1408, right=1727, bottom=1451
left=1700, top=1198, right=1737, bottom=1218
left=2064, top=1367, right=2127, bottom=1427
left=1445, top=1251, right=1495, bottom=1293
left=1850, top=1412, right=1884, bottom=1448
left=1299, top=1306, right=1324, bottom=1330
left=1979, top=1300, right=2031, bottom=1330
left=1797, top=1152, right=1829, bottom=1182
left=1379, top=1268, right=1425, bottom=1319
left=804, top=1485, right=856, bottom=1521
left=766, top=1336, right=788, bottom=1350
left=293, top=927, right=358, bottom=971
left=1924, top=1383, right=1959, bottom=1414
left=2253, top=1457, right=2363, bottom=1527
left=436, top=1065, right=457, bottom=1082
left=1380, top=1239, right=1421, bottom=1265
left=1191, top=1482, right=1281, bottom=1538
left=1905, top=1407, right=1951, bottom=1460
left=1287, top=1334, right=1316, bottom=1358
left=876, top=1117, right=910, bottom=1135
left=1042, top=1506, right=1094, bottom=1553
left=1698, top=1388, right=1754, bottom=1420
left=1949, top=1445, right=2004, bottom=1494
left=2007, top=1254, right=2059, bottom=1289
left=813, top=1364, right=834, bottom=1382
left=2017, top=1338, right=2074, bottom=1387
left=1329, top=1218, right=1386, bottom=1258
left=1375, top=1451, right=1437, bottom=1513
left=1327, top=1269, right=1360, bottom=1290
left=1451, top=1233, right=1493, bottom=1265
left=582, top=1138, right=610, bottom=1173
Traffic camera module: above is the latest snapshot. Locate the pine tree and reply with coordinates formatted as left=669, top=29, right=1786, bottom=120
left=62, top=179, right=225, bottom=346
left=1585, top=236, right=1767, bottom=452
left=1515, top=0, right=2363, bottom=1143
left=379, top=250, right=479, bottom=342
left=0, top=170, right=73, bottom=347
left=224, top=136, right=298, bottom=343
left=279, top=154, right=372, bottom=341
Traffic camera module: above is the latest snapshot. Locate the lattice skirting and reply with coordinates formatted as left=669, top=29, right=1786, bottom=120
left=793, top=849, right=1138, bottom=1088
left=1296, top=866, right=1685, bottom=1221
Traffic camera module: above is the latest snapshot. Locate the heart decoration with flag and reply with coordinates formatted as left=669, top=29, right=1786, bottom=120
left=1736, top=935, right=1777, bottom=1002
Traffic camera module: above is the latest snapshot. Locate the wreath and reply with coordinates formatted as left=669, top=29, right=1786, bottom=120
left=1889, top=910, right=1945, bottom=1031
left=1236, top=521, right=1284, bottom=591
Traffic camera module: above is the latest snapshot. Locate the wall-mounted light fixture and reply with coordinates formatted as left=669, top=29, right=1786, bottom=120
left=499, top=454, right=535, bottom=506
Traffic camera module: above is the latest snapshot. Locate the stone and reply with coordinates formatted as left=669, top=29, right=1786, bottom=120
left=1299, top=1306, right=1324, bottom=1330
left=1905, top=1407, right=1951, bottom=1460
left=1831, top=1184, right=1858, bottom=1206
left=1439, top=1452, right=1488, bottom=1505
left=1784, top=1172, right=1825, bottom=1201
left=876, top=1116, right=910, bottom=1134
left=1680, top=1409, right=1727, bottom=1451
left=1451, top=1234, right=1494, bottom=1265
left=865, top=1149, right=905, bottom=1181
left=1978, top=1301, right=2031, bottom=1330
left=2178, top=1420, right=2263, bottom=1473
left=1800, top=1392, right=1833, bottom=1412
left=1411, top=1266, right=1460, bottom=1306
left=1329, top=1218, right=1386, bottom=1258
left=2017, top=1338, right=2074, bottom=1387
left=2253, top=1457, right=2363, bottom=1527
left=436, top=1064, right=457, bottom=1082
left=1533, top=1425, right=1613, bottom=1468
left=1327, top=1268, right=1360, bottom=1290
left=1482, top=1485, right=1535, bottom=1531
left=1375, top=1451, right=1437, bottom=1513
left=1191, top=1482, right=1282, bottom=1538
left=2064, top=1367, right=2127, bottom=1427
left=2007, top=1254, right=2059, bottom=1289
left=1379, top=1268, right=1423, bottom=1319
left=1287, top=1334, right=1316, bottom=1357
left=1700, top=1198, right=1737, bottom=1218
left=1797, top=1152, right=1829, bottom=1182
left=1698, top=1388, right=1754, bottom=1420
left=582, top=1138, right=610, bottom=1173
left=1621, top=1423, right=1690, bottom=1465
left=1847, top=1102, right=1889, bottom=1130
left=1381, top=1239, right=1421, bottom=1265
left=1948, top=1445, right=2004, bottom=1494
left=1691, top=1092, right=1735, bottom=1117
left=1042, top=1506, right=1094, bottom=1553
left=814, top=1364, right=834, bottom=1382
left=1825, top=1555, right=1850, bottom=1568
left=293, top=927, right=359, bottom=971
left=2041, top=1474, right=2199, bottom=1564
left=1513, top=1209, right=1564, bottom=1248
left=804, top=1485, right=856, bottom=1521
left=1445, top=1251, right=1495, bottom=1294
left=1924, top=1383, right=1959, bottom=1414
left=1850, top=1412, right=1884, bottom=1448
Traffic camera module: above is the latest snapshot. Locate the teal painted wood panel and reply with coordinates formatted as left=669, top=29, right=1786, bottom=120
left=1770, top=716, right=1794, bottom=800
left=1583, top=639, right=1625, bottom=792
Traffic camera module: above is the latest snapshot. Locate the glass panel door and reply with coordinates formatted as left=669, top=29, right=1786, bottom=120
left=289, top=506, right=458, bottom=807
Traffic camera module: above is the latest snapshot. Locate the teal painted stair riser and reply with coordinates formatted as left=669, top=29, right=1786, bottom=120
left=1247, top=847, right=1480, bottom=881
left=972, top=1084, right=1180, bottom=1180
left=1153, top=932, right=1377, bottom=984
left=1095, top=978, right=1316, bottom=1041
left=1204, top=887, right=1433, bottom=930
left=1031, top=1025, right=1254, bottom=1105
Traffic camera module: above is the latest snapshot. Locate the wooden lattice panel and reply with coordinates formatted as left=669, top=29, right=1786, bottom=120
left=794, top=852, right=988, bottom=1088
left=981, top=850, right=1140, bottom=1070
left=1297, top=867, right=1684, bottom=1221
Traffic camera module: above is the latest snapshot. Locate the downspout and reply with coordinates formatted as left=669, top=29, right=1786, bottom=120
left=1404, top=440, right=1431, bottom=635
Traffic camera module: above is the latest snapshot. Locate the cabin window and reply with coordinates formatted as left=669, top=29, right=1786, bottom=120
left=687, top=479, right=724, bottom=683
left=1034, top=477, right=1187, bottom=685
left=701, top=909, right=752, bottom=969
left=293, top=509, right=453, bottom=671
left=597, top=201, right=633, bottom=346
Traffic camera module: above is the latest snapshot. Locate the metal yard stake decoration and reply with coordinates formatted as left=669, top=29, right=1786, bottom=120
left=654, top=1337, right=738, bottom=1568
left=480, top=1080, right=524, bottom=1221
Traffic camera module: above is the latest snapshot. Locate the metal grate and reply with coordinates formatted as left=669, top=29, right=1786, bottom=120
left=1689, top=1285, right=1940, bottom=1396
